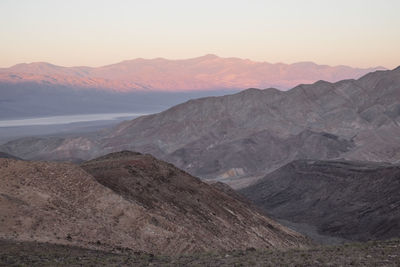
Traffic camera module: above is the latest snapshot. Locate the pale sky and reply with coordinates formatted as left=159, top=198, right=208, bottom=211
left=1, top=0, right=399, bottom=68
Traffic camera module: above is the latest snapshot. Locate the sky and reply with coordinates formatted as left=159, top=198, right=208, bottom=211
left=0, top=0, right=399, bottom=69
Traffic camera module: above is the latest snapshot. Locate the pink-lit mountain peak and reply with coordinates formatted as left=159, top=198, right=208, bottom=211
left=0, top=55, right=386, bottom=92
left=3, top=62, right=93, bottom=78
left=8, top=62, right=64, bottom=72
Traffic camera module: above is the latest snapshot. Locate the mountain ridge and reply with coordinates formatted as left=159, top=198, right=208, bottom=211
left=0, top=55, right=385, bottom=92
left=2, top=67, right=399, bottom=187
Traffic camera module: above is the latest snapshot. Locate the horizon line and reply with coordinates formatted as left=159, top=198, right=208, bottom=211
left=1, top=54, right=389, bottom=70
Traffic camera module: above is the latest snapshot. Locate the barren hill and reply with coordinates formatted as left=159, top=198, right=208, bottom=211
left=0, top=151, right=308, bottom=254
left=240, top=160, right=400, bottom=242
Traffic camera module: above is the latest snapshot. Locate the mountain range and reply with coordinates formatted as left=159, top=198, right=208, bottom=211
left=0, top=54, right=384, bottom=91
left=0, top=55, right=385, bottom=120
left=2, top=66, right=399, bottom=188
left=1, top=60, right=400, bottom=262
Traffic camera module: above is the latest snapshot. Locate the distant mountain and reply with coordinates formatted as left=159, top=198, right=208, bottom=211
left=239, top=159, right=400, bottom=243
left=0, top=55, right=385, bottom=120
left=0, top=152, right=308, bottom=254
left=3, top=67, right=398, bottom=187
left=0, top=55, right=384, bottom=91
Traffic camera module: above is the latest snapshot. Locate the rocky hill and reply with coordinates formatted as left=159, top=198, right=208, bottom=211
left=239, top=159, right=400, bottom=242
left=0, top=151, right=308, bottom=254
left=2, top=67, right=400, bottom=188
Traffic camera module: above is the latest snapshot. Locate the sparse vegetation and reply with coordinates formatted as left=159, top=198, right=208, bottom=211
left=1, top=239, right=399, bottom=266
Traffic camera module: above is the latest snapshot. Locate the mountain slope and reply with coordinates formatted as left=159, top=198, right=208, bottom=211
left=239, top=160, right=400, bottom=242
left=0, top=55, right=384, bottom=91
left=0, top=152, right=21, bottom=160
left=2, top=67, right=400, bottom=187
left=0, top=152, right=308, bottom=254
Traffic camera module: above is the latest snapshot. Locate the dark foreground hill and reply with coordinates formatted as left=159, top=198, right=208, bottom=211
left=2, top=67, right=399, bottom=188
left=0, top=151, right=308, bottom=254
left=1, top=238, right=399, bottom=266
left=240, top=160, right=400, bottom=243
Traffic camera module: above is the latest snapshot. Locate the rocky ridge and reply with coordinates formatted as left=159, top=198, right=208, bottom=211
left=0, top=151, right=308, bottom=254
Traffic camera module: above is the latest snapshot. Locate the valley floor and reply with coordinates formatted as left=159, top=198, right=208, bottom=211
left=1, top=239, right=399, bottom=266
